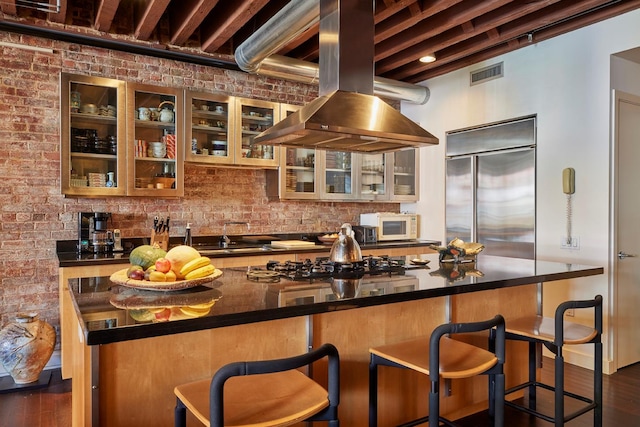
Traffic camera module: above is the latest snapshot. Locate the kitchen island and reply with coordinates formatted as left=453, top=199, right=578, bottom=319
left=64, top=254, right=602, bottom=427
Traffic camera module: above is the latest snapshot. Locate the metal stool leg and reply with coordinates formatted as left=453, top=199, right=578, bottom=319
left=174, top=397, right=186, bottom=427
left=555, top=352, right=564, bottom=427
left=369, top=355, right=378, bottom=427
left=529, top=341, right=537, bottom=410
left=594, top=340, right=602, bottom=427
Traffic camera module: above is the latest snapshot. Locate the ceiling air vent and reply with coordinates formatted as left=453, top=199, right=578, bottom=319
left=470, top=62, right=503, bottom=86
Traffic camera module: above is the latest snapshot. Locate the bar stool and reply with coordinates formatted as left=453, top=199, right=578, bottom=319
left=501, top=295, right=602, bottom=427
left=369, top=315, right=505, bottom=427
left=174, top=343, right=340, bottom=427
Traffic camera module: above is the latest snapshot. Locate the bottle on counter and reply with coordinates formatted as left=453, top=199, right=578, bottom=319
left=184, top=223, right=192, bottom=246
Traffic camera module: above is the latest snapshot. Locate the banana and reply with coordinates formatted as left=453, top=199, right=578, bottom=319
left=184, top=264, right=216, bottom=280
left=179, top=256, right=211, bottom=277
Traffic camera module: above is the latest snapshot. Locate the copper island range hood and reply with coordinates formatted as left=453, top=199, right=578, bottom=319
left=254, top=0, right=439, bottom=154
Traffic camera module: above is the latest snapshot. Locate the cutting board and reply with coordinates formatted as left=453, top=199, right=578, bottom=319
left=270, top=240, right=318, bottom=249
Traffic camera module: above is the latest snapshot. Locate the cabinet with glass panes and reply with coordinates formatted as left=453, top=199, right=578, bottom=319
left=185, top=91, right=234, bottom=165
left=61, top=73, right=126, bottom=196
left=269, top=104, right=320, bottom=199
left=356, top=153, right=388, bottom=201
left=233, top=97, right=280, bottom=168
left=390, top=148, right=419, bottom=201
left=126, top=83, right=184, bottom=197
left=319, top=150, right=355, bottom=200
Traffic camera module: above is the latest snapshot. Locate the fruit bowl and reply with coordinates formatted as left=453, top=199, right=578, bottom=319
left=429, top=238, right=485, bottom=263
left=109, top=268, right=223, bottom=291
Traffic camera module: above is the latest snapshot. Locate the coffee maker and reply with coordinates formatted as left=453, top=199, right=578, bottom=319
left=78, top=212, right=114, bottom=253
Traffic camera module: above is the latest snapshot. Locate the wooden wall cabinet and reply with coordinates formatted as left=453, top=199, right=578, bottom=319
left=61, top=74, right=127, bottom=196
left=356, top=153, right=387, bottom=201
left=62, top=74, right=185, bottom=197
left=267, top=104, right=320, bottom=200
left=390, top=148, right=419, bottom=201
left=126, top=83, right=184, bottom=197
left=185, top=91, right=235, bottom=165
left=233, top=97, right=280, bottom=168
left=185, top=94, right=280, bottom=168
left=269, top=147, right=420, bottom=202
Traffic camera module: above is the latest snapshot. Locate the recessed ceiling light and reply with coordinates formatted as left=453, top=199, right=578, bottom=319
left=419, top=54, right=436, bottom=63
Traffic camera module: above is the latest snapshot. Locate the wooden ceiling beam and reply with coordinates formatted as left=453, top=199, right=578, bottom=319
left=95, top=0, right=121, bottom=32
left=169, top=0, right=219, bottom=46
left=375, top=0, right=563, bottom=75
left=375, top=0, right=463, bottom=43
left=134, top=0, right=171, bottom=40
left=375, top=0, right=421, bottom=23
left=0, top=0, right=16, bottom=14
left=375, top=0, right=512, bottom=61
left=392, top=0, right=630, bottom=82
left=200, top=0, right=269, bottom=53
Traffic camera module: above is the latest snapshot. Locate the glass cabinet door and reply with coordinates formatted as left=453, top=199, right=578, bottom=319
left=234, top=97, right=279, bottom=167
left=127, top=83, right=183, bottom=196
left=185, top=91, right=234, bottom=164
left=283, top=147, right=317, bottom=198
left=391, top=149, right=419, bottom=201
left=321, top=151, right=354, bottom=199
left=61, top=74, right=126, bottom=196
left=358, top=153, right=388, bottom=200
left=276, top=104, right=318, bottom=199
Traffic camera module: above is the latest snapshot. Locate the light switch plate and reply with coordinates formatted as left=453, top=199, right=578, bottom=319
left=561, top=236, right=580, bottom=249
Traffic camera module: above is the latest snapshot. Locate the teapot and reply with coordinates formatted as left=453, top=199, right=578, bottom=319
left=329, top=223, right=362, bottom=263
left=158, top=101, right=175, bottom=123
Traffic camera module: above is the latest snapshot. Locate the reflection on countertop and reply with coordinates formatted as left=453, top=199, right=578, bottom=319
left=68, top=254, right=603, bottom=345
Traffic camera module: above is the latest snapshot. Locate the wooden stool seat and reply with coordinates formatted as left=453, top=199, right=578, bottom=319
left=174, top=370, right=329, bottom=427
left=500, top=295, right=603, bottom=427
left=506, top=315, right=598, bottom=345
left=174, top=343, right=340, bottom=427
left=369, top=315, right=505, bottom=427
left=370, top=336, right=498, bottom=379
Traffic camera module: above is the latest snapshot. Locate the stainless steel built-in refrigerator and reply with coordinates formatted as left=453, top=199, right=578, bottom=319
left=445, top=116, right=536, bottom=259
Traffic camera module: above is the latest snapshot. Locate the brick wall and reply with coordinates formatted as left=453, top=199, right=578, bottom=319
left=0, top=32, right=396, bottom=340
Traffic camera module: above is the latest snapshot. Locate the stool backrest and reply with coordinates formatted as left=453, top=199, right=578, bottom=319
left=554, top=295, right=602, bottom=346
left=429, top=314, right=506, bottom=382
left=209, top=343, right=340, bottom=426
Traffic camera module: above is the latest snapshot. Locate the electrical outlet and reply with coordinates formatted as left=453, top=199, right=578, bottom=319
left=566, top=308, right=575, bottom=317
left=560, top=236, right=580, bottom=249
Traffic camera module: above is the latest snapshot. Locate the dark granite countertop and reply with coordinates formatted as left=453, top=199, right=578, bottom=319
left=67, top=254, right=603, bottom=346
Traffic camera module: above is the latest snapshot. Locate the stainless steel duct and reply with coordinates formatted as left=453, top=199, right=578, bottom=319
left=234, top=0, right=430, bottom=105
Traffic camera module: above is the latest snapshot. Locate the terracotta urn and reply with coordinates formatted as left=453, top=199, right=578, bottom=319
left=0, top=312, right=56, bottom=384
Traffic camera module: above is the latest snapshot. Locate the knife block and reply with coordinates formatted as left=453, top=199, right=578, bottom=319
left=151, top=230, right=169, bottom=251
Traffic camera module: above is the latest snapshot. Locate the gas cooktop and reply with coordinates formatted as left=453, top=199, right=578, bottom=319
left=247, top=256, right=409, bottom=283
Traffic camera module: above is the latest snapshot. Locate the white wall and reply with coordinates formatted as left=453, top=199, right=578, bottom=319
left=402, top=8, right=640, bottom=372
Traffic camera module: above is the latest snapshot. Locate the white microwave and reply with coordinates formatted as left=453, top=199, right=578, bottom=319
left=359, top=213, right=418, bottom=241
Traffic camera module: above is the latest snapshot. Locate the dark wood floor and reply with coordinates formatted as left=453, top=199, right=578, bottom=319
left=0, top=369, right=71, bottom=427
left=0, top=359, right=638, bottom=426
left=457, top=359, right=640, bottom=426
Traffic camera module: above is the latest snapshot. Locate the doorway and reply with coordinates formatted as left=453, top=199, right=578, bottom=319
left=612, top=90, right=640, bottom=369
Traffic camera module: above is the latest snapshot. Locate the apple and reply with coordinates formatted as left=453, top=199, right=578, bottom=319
left=155, top=258, right=171, bottom=273
left=154, top=308, right=171, bottom=322
left=127, top=265, right=144, bottom=278
left=129, top=269, right=145, bottom=280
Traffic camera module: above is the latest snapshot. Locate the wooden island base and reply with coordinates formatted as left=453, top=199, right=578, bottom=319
left=70, top=286, right=536, bottom=427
